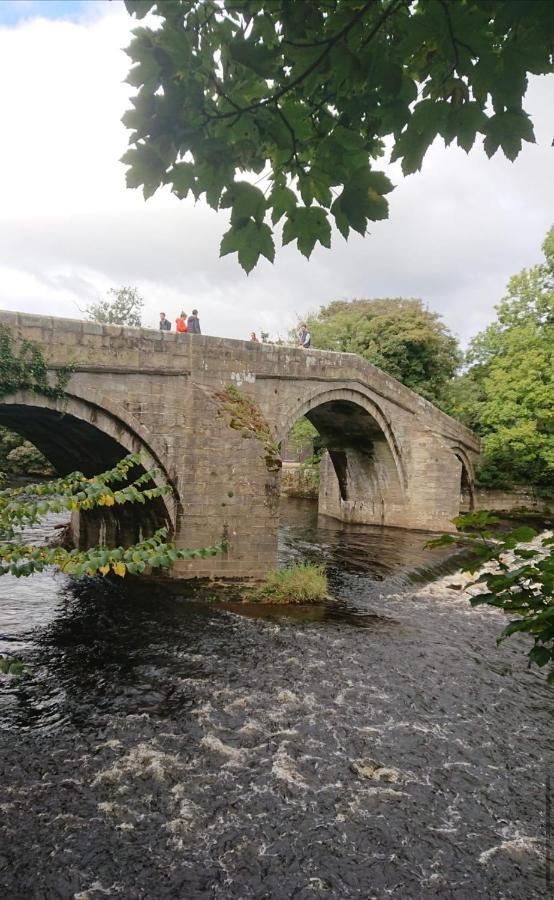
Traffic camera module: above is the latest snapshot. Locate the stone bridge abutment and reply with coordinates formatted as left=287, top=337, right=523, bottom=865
left=0, top=312, right=480, bottom=579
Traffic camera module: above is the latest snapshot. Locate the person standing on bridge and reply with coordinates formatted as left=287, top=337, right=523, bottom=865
left=159, top=312, right=171, bottom=331
left=187, top=309, right=201, bottom=334
left=298, top=323, right=311, bottom=348
left=175, top=311, right=188, bottom=333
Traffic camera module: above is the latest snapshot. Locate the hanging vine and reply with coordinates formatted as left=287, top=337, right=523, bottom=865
left=0, top=324, right=75, bottom=400
left=0, top=451, right=227, bottom=578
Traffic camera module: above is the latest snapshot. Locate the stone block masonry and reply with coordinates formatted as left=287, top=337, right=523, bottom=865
left=0, top=312, right=481, bottom=578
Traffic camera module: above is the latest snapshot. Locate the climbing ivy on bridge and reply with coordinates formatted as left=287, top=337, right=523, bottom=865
left=0, top=324, right=75, bottom=400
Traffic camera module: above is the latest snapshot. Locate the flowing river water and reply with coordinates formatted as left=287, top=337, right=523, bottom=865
left=0, top=499, right=552, bottom=899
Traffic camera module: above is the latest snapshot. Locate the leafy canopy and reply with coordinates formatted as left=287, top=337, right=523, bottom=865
left=123, top=0, right=553, bottom=271
left=86, top=286, right=144, bottom=327
left=298, top=297, right=461, bottom=403
left=445, top=226, right=554, bottom=490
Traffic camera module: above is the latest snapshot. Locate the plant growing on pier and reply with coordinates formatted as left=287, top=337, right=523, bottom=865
left=122, top=0, right=552, bottom=271
left=217, top=383, right=281, bottom=472
left=0, top=452, right=227, bottom=578
left=430, top=512, right=554, bottom=684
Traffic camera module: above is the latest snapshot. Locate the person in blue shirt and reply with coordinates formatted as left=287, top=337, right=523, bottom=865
left=187, top=309, right=201, bottom=334
left=298, top=323, right=311, bottom=348
left=159, top=312, right=171, bottom=331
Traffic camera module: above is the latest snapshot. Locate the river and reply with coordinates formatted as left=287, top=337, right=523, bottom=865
left=0, top=499, right=552, bottom=899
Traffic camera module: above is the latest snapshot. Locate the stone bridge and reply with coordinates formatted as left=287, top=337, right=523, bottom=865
left=0, top=312, right=480, bottom=579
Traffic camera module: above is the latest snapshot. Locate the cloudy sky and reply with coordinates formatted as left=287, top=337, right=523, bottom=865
left=0, top=0, right=552, bottom=344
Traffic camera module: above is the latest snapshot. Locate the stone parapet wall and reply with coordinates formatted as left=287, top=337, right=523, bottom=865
left=468, top=487, right=553, bottom=514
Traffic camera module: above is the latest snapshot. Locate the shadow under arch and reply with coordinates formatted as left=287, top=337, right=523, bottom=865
left=0, top=390, right=176, bottom=545
left=278, top=386, right=408, bottom=526
left=278, top=385, right=408, bottom=493
left=451, top=445, right=476, bottom=512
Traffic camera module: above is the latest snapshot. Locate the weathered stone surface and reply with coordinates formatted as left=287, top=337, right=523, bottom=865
left=0, top=312, right=480, bottom=578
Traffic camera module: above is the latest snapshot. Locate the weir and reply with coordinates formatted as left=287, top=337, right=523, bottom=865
left=0, top=312, right=480, bottom=579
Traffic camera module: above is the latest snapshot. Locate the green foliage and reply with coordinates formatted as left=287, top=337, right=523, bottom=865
left=0, top=655, right=30, bottom=676
left=445, top=227, right=554, bottom=489
left=86, top=286, right=144, bottom=327
left=429, top=512, right=554, bottom=684
left=297, top=298, right=461, bottom=403
left=217, top=383, right=281, bottom=471
left=122, top=0, right=552, bottom=271
left=0, top=452, right=227, bottom=577
left=0, top=325, right=74, bottom=400
left=5, top=441, right=55, bottom=477
left=289, top=416, right=319, bottom=455
left=248, top=562, right=329, bottom=604
left=0, top=427, right=53, bottom=477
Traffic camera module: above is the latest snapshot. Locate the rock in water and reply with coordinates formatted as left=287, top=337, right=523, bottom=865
left=350, top=758, right=406, bottom=783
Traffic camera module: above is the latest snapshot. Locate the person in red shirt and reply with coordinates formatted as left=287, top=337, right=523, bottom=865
left=175, top=311, right=188, bottom=333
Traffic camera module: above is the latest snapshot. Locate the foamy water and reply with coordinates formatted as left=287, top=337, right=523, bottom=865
left=0, top=500, right=551, bottom=898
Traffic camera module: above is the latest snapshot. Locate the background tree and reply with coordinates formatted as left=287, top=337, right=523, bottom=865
left=445, top=226, right=554, bottom=491
left=86, top=286, right=144, bottom=327
left=299, top=298, right=461, bottom=403
left=122, top=0, right=553, bottom=271
left=0, top=427, right=53, bottom=477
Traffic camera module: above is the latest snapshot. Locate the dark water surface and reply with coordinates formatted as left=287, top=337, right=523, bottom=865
left=0, top=500, right=552, bottom=899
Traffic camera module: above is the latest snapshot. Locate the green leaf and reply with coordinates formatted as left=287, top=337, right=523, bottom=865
left=124, top=1, right=155, bottom=19
left=529, top=645, right=552, bottom=668
left=220, top=220, right=275, bottom=272
left=270, top=184, right=297, bottom=225
left=282, top=207, right=331, bottom=258
left=508, top=525, right=537, bottom=543
left=120, top=144, right=167, bottom=199
left=220, top=181, right=266, bottom=226
left=483, top=111, right=536, bottom=161
left=332, top=167, right=390, bottom=236
left=170, top=162, right=196, bottom=199
left=229, top=38, right=278, bottom=78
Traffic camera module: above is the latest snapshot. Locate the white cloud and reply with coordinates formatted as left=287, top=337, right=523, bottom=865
left=0, top=4, right=552, bottom=343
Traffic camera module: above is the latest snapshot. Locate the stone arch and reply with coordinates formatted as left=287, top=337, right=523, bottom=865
left=278, top=385, right=409, bottom=527
left=0, top=390, right=176, bottom=544
left=452, top=445, right=476, bottom=512
left=278, top=384, right=407, bottom=491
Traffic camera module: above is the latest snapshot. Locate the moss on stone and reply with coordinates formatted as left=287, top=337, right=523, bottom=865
left=216, top=384, right=282, bottom=473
